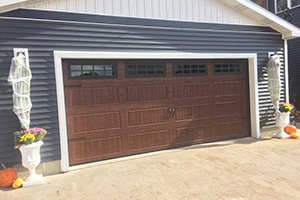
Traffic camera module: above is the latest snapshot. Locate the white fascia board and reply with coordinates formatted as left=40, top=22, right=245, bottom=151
left=231, top=0, right=300, bottom=39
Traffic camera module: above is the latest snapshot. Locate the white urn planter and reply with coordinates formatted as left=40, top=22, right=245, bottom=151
left=19, top=141, right=43, bottom=187
left=274, top=112, right=291, bottom=139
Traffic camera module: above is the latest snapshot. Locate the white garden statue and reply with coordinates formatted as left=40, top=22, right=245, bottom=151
left=7, top=52, right=32, bottom=130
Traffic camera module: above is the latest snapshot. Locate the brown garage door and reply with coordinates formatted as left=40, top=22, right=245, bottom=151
left=63, top=59, right=250, bottom=165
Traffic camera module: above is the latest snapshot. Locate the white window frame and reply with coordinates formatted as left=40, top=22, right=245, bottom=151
left=275, top=0, right=300, bottom=14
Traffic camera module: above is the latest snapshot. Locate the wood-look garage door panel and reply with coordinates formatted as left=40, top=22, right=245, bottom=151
left=215, top=120, right=249, bottom=139
left=128, top=108, right=169, bottom=126
left=214, top=101, right=242, bottom=118
left=129, top=130, right=170, bottom=151
left=126, top=85, right=168, bottom=102
left=213, top=79, right=248, bottom=120
left=69, top=87, right=120, bottom=106
left=174, top=125, right=211, bottom=145
left=63, top=59, right=250, bottom=165
left=69, top=136, right=122, bottom=164
left=213, top=81, right=241, bottom=96
left=174, top=83, right=210, bottom=99
left=72, top=112, right=121, bottom=133
left=174, top=104, right=211, bottom=121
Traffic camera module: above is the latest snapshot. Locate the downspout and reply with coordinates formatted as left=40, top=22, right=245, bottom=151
left=284, top=39, right=289, bottom=103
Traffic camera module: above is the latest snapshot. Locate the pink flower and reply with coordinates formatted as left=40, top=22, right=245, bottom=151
left=24, top=127, right=47, bottom=135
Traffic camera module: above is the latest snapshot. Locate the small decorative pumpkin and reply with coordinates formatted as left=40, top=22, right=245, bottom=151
left=0, top=164, right=17, bottom=188
left=284, top=125, right=297, bottom=135
left=12, top=178, right=23, bottom=189
left=290, top=133, right=299, bottom=139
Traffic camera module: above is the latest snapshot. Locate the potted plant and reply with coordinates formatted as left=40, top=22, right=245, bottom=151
left=274, top=103, right=295, bottom=138
left=13, top=127, right=47, bottom=187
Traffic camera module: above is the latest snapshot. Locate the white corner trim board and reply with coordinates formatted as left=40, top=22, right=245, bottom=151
left=54, top=51, right=69, bottom=172
left=54, top=51, right=260, bottom=172
left=284, top=39, right=289, bottom=103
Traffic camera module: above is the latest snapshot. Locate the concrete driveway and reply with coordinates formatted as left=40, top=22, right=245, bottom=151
left=1, top=137, right=300, bottom=200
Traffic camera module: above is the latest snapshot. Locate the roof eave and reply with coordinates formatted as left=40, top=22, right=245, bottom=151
left=221, top=0, right=300, bottom=40
left=282, top=31, right=300, bottom=40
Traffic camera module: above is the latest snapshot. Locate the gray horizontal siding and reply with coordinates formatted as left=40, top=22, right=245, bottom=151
left=288, top=38, right=300, bottom=109
left=0, top=9, right=285, bottom=165
left=268, top=0, right=275, bottom=13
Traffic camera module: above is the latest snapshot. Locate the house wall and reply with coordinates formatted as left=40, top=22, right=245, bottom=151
left=17, top=0, right=262, bottom=26
left=0, top=9, right=285, bottom=167
left=283, top=7, right=300, bottom=108
left=251, top=0, right=268, bottom=9
left=268, top=0, right=275, bottom=13
left=264, top=0, right=300, bottom=108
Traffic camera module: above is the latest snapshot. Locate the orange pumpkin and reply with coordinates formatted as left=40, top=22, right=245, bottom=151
left=284, top=125, right=297, bottom=135
left=291, top=133, right=299, bottom=139
left=0, top=164, right=17, bottom=188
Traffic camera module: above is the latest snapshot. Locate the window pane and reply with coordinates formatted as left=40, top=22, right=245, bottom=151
left=291, top=0, right=300, bottom=7
left=156, top=70, right=164, bottom=74
left=71, top=71, right=82, bottom=77
left=105, top=65, right=114, bottom=70
left=148, top=70, right=155, bottom=74
left=137, top=65, right=146, bottom=70
left=95, top=71, right=105, bottom=76
left=94, top=65, right=104, bottom=70
left=82, top=71, right=93, bottom=76
left=147, top=65, right=155, bottom=70
left=137, top=70, right=146, bottom=75
left=157, top=65, right=164, bottom=69
left=82, top=65, right=93, bottom=70
left=71, top=65, right=81, bottom=70
left=277, top=0, right=287, bottom=12
left=127, top=71, right=136, bottom=75
left=105, top=71, right=114, bottom=76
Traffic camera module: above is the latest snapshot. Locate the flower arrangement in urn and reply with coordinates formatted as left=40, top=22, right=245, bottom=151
left=13, top=127, right=47, bottom=187
left=279, top=103, right=294, bottom=113
left=13, top=127, right=47, bottom=148
left=275, top=103, right=295, bottom=139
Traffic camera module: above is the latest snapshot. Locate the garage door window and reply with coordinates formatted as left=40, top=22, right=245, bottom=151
left=126, top=64, right=166, bottom=77
left=214, top=63, right=243, bottom=75
left=70, top=64, right=116, bottom=78
left=174, top=63, right=207, bottom=76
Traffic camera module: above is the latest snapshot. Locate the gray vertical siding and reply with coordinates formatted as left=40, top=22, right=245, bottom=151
left=0, top=9, right=285, bottom=165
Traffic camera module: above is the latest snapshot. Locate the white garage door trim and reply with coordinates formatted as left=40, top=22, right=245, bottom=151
left=54, top=51, right=259, bottom=172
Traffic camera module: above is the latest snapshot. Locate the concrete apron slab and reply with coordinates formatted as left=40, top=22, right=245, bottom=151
left=70, top=137, right=249, bottom=172
left=1, top=137, right=300, bottom=200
